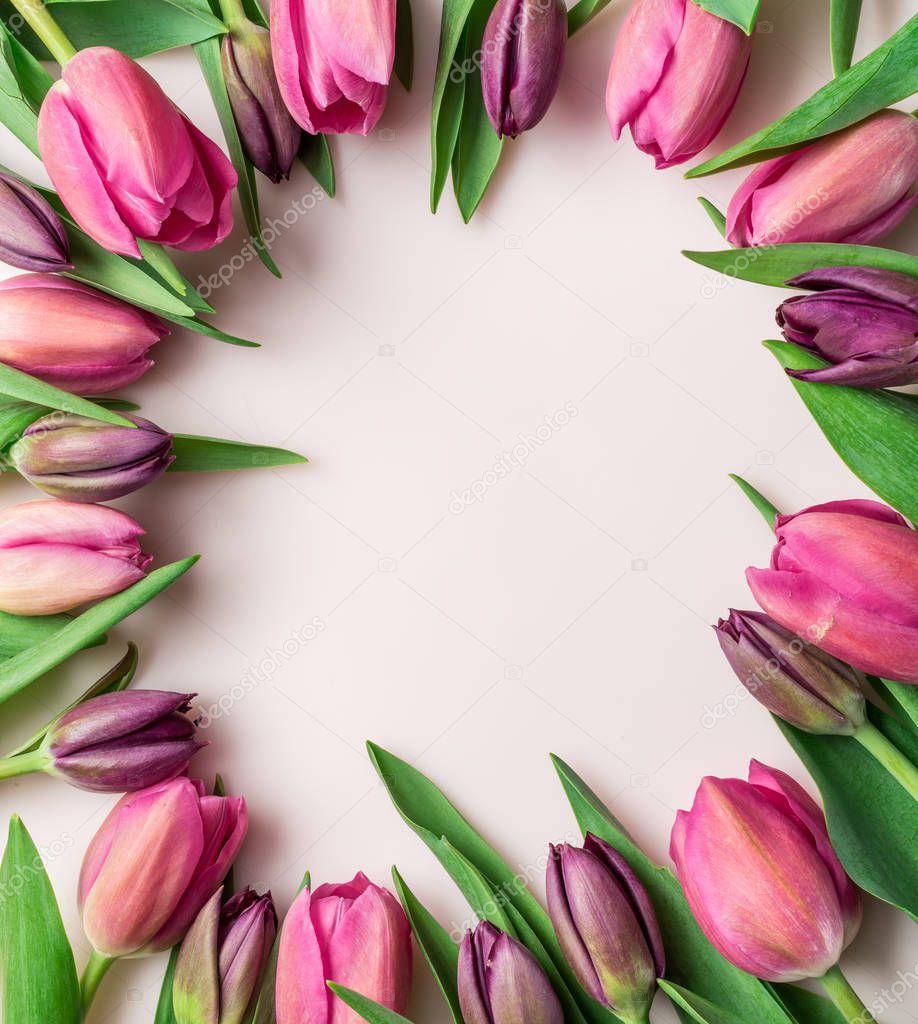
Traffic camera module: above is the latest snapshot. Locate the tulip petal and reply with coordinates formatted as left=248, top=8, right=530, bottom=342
left=276, top=887, right=331, bottom=1024
left=787, top=267, right=918, bottom=312
left=309, top=0, right=396, bottom=85
left=174, top=889, right=222, bottom=1024
left=487, top=932, right=564, bottom=1024
left=167, top=119, right=237, bottom=251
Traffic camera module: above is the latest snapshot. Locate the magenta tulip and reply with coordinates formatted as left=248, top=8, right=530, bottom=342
left=79, top=777, right=248, bottom=958
left=0, top=274, right=167, bottom=393
left=671, top=760, right=861, bottom=983
left=726, top=110, right=918, bottom=247
left=0, top=499, right=152, bottom=616
left=746, top=499, right=918, bottom=682
left=606, top=0, right=752, bottom=169
left=270, top=0, right=396, bottom=135
left=38, top=47, right=236, bottom=258
left=275, top=873, right=412, bottom=1024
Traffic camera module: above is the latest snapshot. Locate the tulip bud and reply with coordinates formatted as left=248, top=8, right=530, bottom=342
left=44, top=690, right=204, bottom=792
left=0, top=274, right=168, bottom=394
left=276, top=873, right=412, bottom=1024
left=0, top=499, right=152, bottom=616
left=776, top=266, right=918, bottom=389
left=726, top=110, right=918, bottom=247
left=671, top=761, right=861, bottom=983
left=746, top=499, right=918, bottom=683
left=174, top=887, right=277, bottom=1024
left=481, top=0, right=568, bottom=139
left=80, top=777, right=248, bottom=957
left=714, top=609, right=866, bottom=736
left=547, top=835, right=663, bottom=1023
left=0, top=171, right=71, bottom=272
left=458, top=921, right=563, bottom=1024
left=222, top=20, right=301, bottom=183
left=606, top=0, right=752, bottom=168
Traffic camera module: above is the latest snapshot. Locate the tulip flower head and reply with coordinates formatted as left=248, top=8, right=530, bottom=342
left=671, top=761, right=861, bottom=983
left=606, top=0, right=752, bottom=168
left=79, top=777, right=248, bottom=958
left=275, top=873, right=412, bottom=1024
left=746, top=499, right=918, bottom=682
left=38, top=47, right=236, bottom=258
left=0, top=499, right=151, bottom=616
left=726, top=110, right=918, bottom=247
left=0, top=171, right=71, bottom=272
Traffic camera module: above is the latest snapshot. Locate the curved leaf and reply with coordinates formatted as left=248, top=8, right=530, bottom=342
left=689, top=0, right=759, bottom=34
left=327, top=985, right=415, bottom=1024
left=299, top=133, right=336, bottom=197
left=0, top=362, right=135, bottom=427
left=154, top=947, right=180, bottom=1024
left=394, top=0, right=414, bottom=91
left=830, top=0, right=863, bottom=75
left=169, top=435, right=307, bottom=472
left=430, top=0, right=475, bottom=211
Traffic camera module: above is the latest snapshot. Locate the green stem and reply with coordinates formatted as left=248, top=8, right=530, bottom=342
left=80, top=951, right=116, bottom=1017
left=216, top=0, right=248, bottom=28
left=0, top=749, right=48, bottom=781
left=8, top=0, right=76, bottom=64
left=819, top=964, right=876, bottom=1024
left=855, top=721, right=918, bottom=802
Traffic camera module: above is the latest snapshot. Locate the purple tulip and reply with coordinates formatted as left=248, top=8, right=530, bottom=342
left=547, top=835, right=664, bottom=1023
left=0, top=171, right=70, bottom=272
left=746, top=499, right=918, bottom=683
left=776, top=266, right=918, bottom=389
left=38, top=47, right=236, bottom=258
left=45, top=690, right=204, bottom=792
left=174, top=887, right=277, bottom=1024
left=10, top=412, right=175, bottom=503
left=458, top=921, right=563, bottom=1024
left=0, top=274, right=168, bottom=394
left=671, top=760, right=861, bottom=983
left=726, top=110, right=918, bottom=247
left=481, top=0, right=568, bottom=139
left=606, top=0, right=752, bottom=169
left=79, top=777, right=248, bottom=957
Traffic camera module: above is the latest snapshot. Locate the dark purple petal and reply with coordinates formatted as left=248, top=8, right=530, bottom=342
left=54, top=735, right=203, bottom=792
left=786, top=267, right=918, bottom=312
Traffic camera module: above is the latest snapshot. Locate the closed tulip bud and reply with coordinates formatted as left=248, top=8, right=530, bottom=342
left=727, top=110, right=918, bottom=247
left=481, top=0, right=567, bottom=139
left=776, top=266, right=918, bottom=389
left=606, top=0, right=752, bottom=169
left=0, top=499, right=152, bottom=616
left=672, top=761, right=861, bottom=982
left=80, top=777, right=248, bottom=957
left=0, top=171, right=70, bottom=272
left=44, top=690, right=204, bottom=792
left=746, top=499, right=918, bottom=683
left=271, top=0, right=396, bottom=136
left=38, top=47, right=236, bottom=258
left=458, top=921, right=563, bottom=1024
left=222, top=20, right=301, bottom=183
left=0, top=274, right=167, bottom=394
left=276, top=873, right=412, bottom=1024
left=547, top=835, right=663, bottom=1024
left=174, top=887, right=277, bottom=1024
left=714, top=609, right=866, bottom=736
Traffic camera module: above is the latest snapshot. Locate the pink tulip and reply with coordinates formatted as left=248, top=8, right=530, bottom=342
left=671, top=761, right=861, bottom=983
left=37, top=47, right=236, bottom=258
left=270, top=0, right=396, bottom=135
left=0, top=274, right=167, bottom=393
left=606, top=0, right=752, bottom=169
left=0, top=499, right=152, bottom=616
left=726, top=110, right=918, bottom=247
left=275, top=873, right=412, bottom=1024
left=79, top=777, right=248, bottom=957
left=746, top=499, right=918, bottom=682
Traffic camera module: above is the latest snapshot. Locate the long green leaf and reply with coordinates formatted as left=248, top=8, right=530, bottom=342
left=771, top=984, right=847, bottom=1024
left=154, top=947, right=180, bottom=1024
left=299, top=133, right=336, bottom=197
left=0, top=556, right=198, bottom=704
left=567, top=0, right=616, bottom=35
left=659, top=981, right=747, bottom=1024
left=394, top=0, right=414, bottom=90
left=0, top=363, right=134, bottom=427
left=689, top=0, right=759, bottom=34
left=0, top=816, right=81, bottom=1024
left=697, top=198, right=727, bottom=237
left=830, top=0, right=863, bottom=75
left=0, top=609, right=95, bottom=658
left=162, top=312, right=260, bottom=348
left=766, top=340, right=918, bottom=524
left=872, top=678, right=918, bottom=733
left=687, top=15, right=918, bottom=176
left=0, top=22, right=49, bottom=152
left=168, top=434, right=307, bottom=472
left=327, top=985, right=415, bottom=1024
left=728, top=474, right=779, bottom=526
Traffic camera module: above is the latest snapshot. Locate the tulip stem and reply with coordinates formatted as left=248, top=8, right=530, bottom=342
left=8, top=0, right=77, bottom=64
left=855, top=721, right=918, bottom=802
left=819, top=964, right=876, bottom=1023
left=0, top=749, right=47, bottom=781
left=80, top=951, right=115, bottom=1016
left=216, top=0, right=248, bottom=29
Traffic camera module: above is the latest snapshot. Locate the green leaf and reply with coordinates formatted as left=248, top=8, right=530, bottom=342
left=0, top=816, right=81, bottom=1024
left=430, top=0, right=475, bottom=212
left=327, top=984, right=415, bottom=1024
left=169, top=435, right=307, bottom=472
left=765, top=340, right=918, bottom=524
left=391, top=868, right=463, bottom=1024
left=0, top=556, right=198, bottom=705
left=830, top=0, right=863, bottom=75
left=659, top=981, right=747, bottom=1024
left=162, top=313, right=261, bottom=348
left=299, top=134, right=336, bottom=197
left=551, top=756, right=797, bottom=1024
left=394, top=0, right=414, bottom=90
left=771, top=984, right=847, bottom=1024
left=872, top=678, right=918, bottom=733
left=0, top=610, right=94, bottom=659
left=0, top=21, right=50, bottom=153
left=698, top=198, right=727, bottom=237
left=682, top=242, right=918, bottom=287
left=136, top=239, right=192, bottom=296
left=728, top=474, right=779, bottom=527
left=250, top=933, right=279, bottom=1024
left=0, top=399, right=47, bottom=453
left=0, top=362, right=135, bottom=428
left=154, top=946, right=180, bottom=1024
left=567, top=0, right=616, bottom=35
left=775, top=719, right=918, bottom=920
left=689, top=0, right=759, bottom=34
left=687, top=15, right=918, bottom=176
